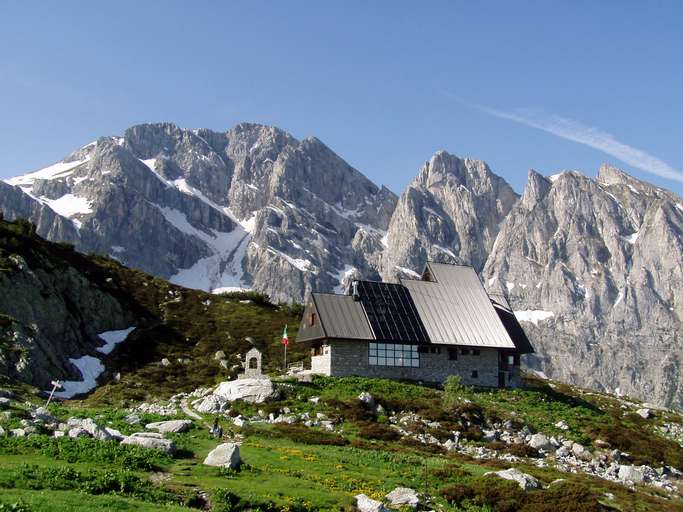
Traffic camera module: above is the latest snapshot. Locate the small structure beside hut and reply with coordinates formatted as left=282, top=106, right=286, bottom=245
left=239, top=347, right=263, bottom=379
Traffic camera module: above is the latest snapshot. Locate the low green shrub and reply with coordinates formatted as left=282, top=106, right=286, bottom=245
left=440, top=477, right=605, bottom=512
left=0, top=435, right=172, bottom=471
left=264, top=424, right=348, bottom=446
left=357, top=421, right=401, bottom=441
left=212, top=489, right=314, bottom=512
left=0, top=464, right=179, bottom=505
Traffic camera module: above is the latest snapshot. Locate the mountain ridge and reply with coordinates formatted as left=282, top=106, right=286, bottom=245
left=2, top=121, right=682, bottom=408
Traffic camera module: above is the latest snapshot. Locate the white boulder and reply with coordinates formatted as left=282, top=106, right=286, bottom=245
left=121, top=432, right=176, bottom=454
left=618, top=465, right=646, bottom=484
left=636, top=408, right=652, bottom=419
left=571, top=442, right=592, bottom=461
left=213, top=378, right=275, bottom=404
left=203, top=442, right=242, bottom=469
left=145, top=419, right=192, bottom=433
left=528, top=433, right=555, bottom=452
left=193, top=394, right=229, bottom=414
left=385, top=487, right=419, bottom=508
left=354, top=494, right=389, bottom=512
left=487, top=468, right=542, bottom=491
left=68, top=427, right=90, bottom=438
left=67, top=418, right=112, bottom=441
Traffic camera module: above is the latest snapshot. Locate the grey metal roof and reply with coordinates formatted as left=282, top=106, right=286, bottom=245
left=312, top=293, right=373, bottom=340
left=401, top=263, right=517, bottom=349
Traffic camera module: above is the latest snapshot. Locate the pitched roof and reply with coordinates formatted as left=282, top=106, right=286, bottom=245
left=311, top=293, right=373, bottom=340
left=354, top=280, right=430, bottom=343
left=400, top=263, right=516, bottom=349
left=296, top=261, right=532, bottom=353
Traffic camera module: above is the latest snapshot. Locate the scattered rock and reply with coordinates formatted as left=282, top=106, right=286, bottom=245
left=636, top=408, right=652, bottom=420
left=0, top=426, right=4, bottom=437
left=125, top=413, right=141, bottom=425
left=68, top=427, right=90, bottom=438
left=618, top=465, right=645, bottom=484
left=358, top=392, right=375, bottom=408
left=104, top=427, right=124, bottom=440
left=385, top=487, right=419, bottom=508
left=10, top=428, right=25, bottom=437
left=31, top=407, right=56, bottom=423
left=161, top=358, right=171, bottom=367
left=232, top=416, right=247, bottom=428
left=203, top=443, right=242, bottom=469
left=193, top=394, right=229, bottom=414
left=212, top=378, right=275, bottom=404
left=528, top=433, right=554, bottom=452
left=214, top=351, right=226, bottom=360
left=309, top=397, right=320, bottom=404
left=571, top=443, right=592, bottom=462
left=354, top=494, right=389, bottom=512
left=594, top=439, right=611, bottom=449
left=122, top=432, right=176, bottom=454
left=554, top=420, right=570, bottom=430
left=67, top=418, right=112, bottom=441
left=0, top=397, right=10, bottom=409
left=487, top=468, right=542, bottom=491
left=145, top=419, right=192, bottom=434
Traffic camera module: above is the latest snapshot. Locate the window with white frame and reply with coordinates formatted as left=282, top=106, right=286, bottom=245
left=368, top=342, right=419, bottom=367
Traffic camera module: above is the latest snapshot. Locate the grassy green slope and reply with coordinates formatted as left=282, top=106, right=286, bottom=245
left=0, top=217, right=306, bottom=404
left=3, top=376, right=683, bottom=512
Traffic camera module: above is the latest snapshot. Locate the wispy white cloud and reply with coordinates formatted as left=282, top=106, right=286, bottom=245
left=468, top=101, right=683, bottom=184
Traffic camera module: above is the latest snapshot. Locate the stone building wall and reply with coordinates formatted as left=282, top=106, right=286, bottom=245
left=311, top=340, right=515, bottom=387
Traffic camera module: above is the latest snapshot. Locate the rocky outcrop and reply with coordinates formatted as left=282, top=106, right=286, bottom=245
left=2, top=123, right=398, bottom=303
left=483, top=166, right=683, bottom=408
left=0, top=221, right=137, bottom=391
left=381, top=151, right=518, bottom=280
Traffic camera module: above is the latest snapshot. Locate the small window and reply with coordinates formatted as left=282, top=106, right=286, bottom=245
left=309, top=313, right=317, bottom=326
left=448, top=348, right=458, bottom=360
left=471, top=370, right=478, bottom=379
left=473, top=349, right=481, bottom=356
left=461, top=348, right=470, bottom=355
left=311, top=345, right=324, bottom=356
left=507, top=355, right=515, bottom=365
left=429, top=347, right=441, bottom=354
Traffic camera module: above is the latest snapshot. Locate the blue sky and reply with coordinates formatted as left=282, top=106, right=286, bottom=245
left=1, top=1, right=681, bottom=196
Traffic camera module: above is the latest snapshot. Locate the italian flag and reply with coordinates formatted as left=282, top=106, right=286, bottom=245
left=281, top=325, right=289, bottom=346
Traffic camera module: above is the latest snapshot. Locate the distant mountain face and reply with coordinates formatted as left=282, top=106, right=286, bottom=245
left=482, top=166, right=683, bottom=408
left=2, top=122, right=682, bottom=407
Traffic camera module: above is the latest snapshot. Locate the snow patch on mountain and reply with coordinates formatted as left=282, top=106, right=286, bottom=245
left=52, top=356, right=104, bottom=399
left=514, top=310, right=555, bottom=325
left=96, top=327, right=136, bottom=355
left=5, top=157, right=91, bottom=188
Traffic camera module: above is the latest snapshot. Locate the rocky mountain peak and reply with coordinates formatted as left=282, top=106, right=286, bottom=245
left=520, top=169, right=552, bottom=208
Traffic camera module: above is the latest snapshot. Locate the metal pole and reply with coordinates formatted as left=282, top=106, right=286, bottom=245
left=284, top=342, right=287, bottom=372
left=45, top=380, right=60, bottom=408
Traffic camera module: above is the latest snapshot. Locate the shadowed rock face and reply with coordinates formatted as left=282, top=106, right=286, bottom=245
left=482, top=166, right=683, bottom=408
left=2, top=122, right=682, bottom=407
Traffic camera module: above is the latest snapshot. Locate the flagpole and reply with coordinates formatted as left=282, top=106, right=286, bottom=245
left=283, top=324, right=288, bottom=371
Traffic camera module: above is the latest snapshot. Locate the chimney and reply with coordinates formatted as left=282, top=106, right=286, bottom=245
left=352, top=281, right=360, bottom=301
